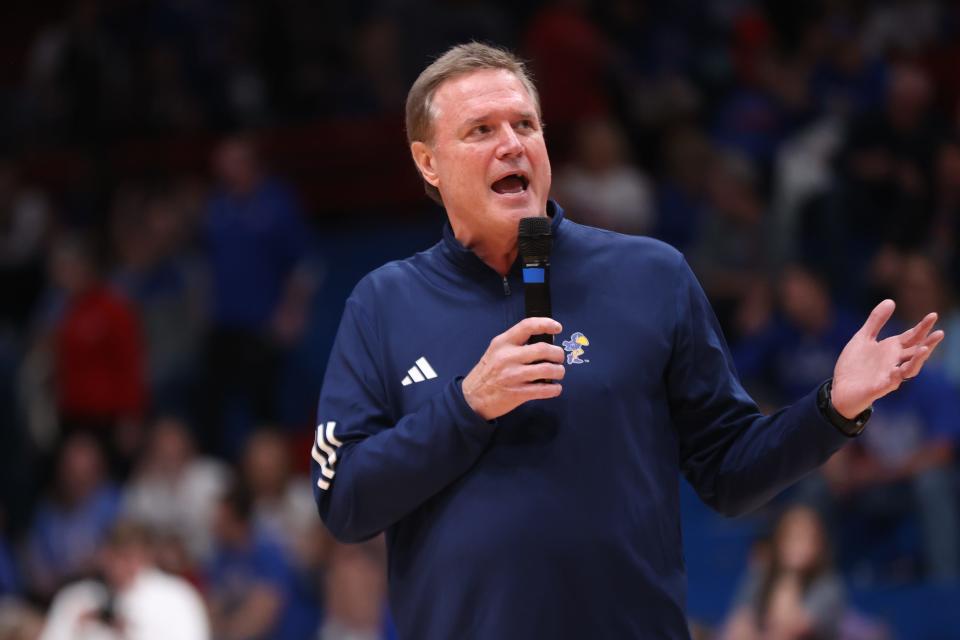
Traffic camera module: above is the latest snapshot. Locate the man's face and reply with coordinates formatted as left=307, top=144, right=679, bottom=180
left=412, top=69, right=551, bottom=247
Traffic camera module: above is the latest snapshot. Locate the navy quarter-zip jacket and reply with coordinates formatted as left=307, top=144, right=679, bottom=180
left=310, top=201, right=850, bottom=639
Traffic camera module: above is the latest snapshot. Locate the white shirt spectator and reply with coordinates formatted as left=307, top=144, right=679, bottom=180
left=124, top=458, right=228, bottom=560
left=40, top=568, right=209, bottom=640
left=558, top=165, right=655, bottom=235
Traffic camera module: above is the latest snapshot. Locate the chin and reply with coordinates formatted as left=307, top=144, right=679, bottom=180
left=490, top=193, right=544, bottom=218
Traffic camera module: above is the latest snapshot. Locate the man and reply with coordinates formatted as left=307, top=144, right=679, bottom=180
left=200, top=136, right=316, bottom=456
left=310, top=43, right=943, bottom=638
left=206, top=482, right=314, bottom=640
left=40, top=520, right=209, bottom=640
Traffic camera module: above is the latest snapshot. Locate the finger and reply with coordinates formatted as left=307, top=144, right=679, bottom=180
left=898, top=312, right=938, bottom=347
left=923, top=329, right=945, bottom=350
left=897, top=344, right=924, bottom=365
left=518, top=381, right=563, bottom=401
left=499, top=317, right=563, bottom=346
left=520, top=362, right=566, bottom=382
left=897, top=345, right=931, bottom=380
left=860, top=299, right=896, bottom=341
left=518, top=342, right=565, bottom=364
left=900, top=330, right=946, bottom=364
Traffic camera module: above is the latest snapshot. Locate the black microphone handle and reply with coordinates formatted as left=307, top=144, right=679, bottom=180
left=523, top=262, right=552, bottom=344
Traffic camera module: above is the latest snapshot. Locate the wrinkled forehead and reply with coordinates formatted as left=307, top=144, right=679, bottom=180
left=427, top=69, right=539, bottom=135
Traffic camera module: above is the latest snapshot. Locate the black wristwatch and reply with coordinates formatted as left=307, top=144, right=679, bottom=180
left=817, top=379, right=872, bottom=437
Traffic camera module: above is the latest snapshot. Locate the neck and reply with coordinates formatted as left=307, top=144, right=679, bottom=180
left=474, top=242, right=517, bottom=277
left=450, top=219, right=519, bottom=277
left=448, top=203, right=552, bottom=276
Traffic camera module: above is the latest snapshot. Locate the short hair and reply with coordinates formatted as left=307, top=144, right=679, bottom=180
left=103, top=520, right=153, bottom=551
left=219, top=480, right=254, bottom=524
left=405, top=42, right=541, bottom=205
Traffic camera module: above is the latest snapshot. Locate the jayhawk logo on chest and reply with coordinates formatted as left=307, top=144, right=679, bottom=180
left=562, top=332, right=590, bottom=364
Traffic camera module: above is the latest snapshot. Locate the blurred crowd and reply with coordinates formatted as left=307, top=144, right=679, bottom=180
left=1, top=0, right=960, bottom=639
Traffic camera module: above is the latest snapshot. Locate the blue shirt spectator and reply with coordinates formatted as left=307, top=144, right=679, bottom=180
left=821, top=368, right=960, bottom=582
left=735, top=265, right=859, bottom=405
left=735, top=310, right=860, bottom=404
left=24, top=435, right=121, bottom=599
left=861, top=368, right=960, bottom=466
left=207, top=533, right=315, bottom=640
left=207, top=481, right=318, bottom=640
left=204, top=175, right=310, bottom=332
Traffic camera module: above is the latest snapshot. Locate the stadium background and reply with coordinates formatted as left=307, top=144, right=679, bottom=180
left=1, top=0, right=960, bottom=638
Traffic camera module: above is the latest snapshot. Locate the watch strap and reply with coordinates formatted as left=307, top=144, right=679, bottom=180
left=817, top=379, right=871, bottom=437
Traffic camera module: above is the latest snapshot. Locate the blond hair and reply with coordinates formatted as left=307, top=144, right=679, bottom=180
left=405, top=42, right=541, bottom=205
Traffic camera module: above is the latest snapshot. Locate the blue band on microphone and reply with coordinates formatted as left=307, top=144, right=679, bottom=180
left=522, top=268, right=545, bottom=284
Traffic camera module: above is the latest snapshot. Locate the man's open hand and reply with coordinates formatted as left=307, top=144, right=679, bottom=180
left=462, top=317, right=566, bottom=421
left=832, top=299, right=945, bottom=418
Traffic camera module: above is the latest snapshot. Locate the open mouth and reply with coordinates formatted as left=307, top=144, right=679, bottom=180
left=491, top=173, right=529, bottom=195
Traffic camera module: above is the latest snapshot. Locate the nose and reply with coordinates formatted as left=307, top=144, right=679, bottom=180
left=495, top=123, right=523, bottom=159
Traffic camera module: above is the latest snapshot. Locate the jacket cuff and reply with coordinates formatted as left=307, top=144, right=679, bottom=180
left=449, top=376, right=497, bottom=443
left=801, top=381, right=855, bottom=452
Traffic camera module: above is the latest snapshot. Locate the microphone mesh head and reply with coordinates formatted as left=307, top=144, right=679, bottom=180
left=518, top=216, right=552, bottom=260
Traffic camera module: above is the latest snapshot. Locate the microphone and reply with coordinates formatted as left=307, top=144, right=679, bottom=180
left=518, top=216, right=553, bottom=345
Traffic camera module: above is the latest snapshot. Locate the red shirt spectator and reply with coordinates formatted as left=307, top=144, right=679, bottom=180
left=523, top=1, right=612, bottom=130
left=56, top=285, right=145, bottom=423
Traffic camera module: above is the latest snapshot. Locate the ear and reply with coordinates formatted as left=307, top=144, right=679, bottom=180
left=410, top=141, right=440, bottom=188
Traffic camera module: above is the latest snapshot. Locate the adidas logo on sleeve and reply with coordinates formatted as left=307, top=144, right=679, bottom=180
left=401, top=357, right=438, bottom=386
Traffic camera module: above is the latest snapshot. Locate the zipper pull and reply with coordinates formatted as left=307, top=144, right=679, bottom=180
left=502, top=276, right=511, bottom=296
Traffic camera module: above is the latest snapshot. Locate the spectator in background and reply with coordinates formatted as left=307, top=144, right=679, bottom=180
left=242, top=428, right=327, bottom=568
left=40, top=520, right=209, bottom=640
left=827, top=64, right=943, bottom=299
left=932, top=136, right=960, bottom=298
left=890, top=253, right=960, bottom=388
left=653, top=125, right=712, bottom=252
left=319, top=540, right=388, bottom=640
left=139, top=41, right=205, bottom=133
left=554, top=117, right=655, bottom=235
left=735, top=264, right=861, bottom=408
left=0, top=158, right=48, bottom=541
left=199, top=135, right=315, bottom=456
left=722, top=506, right=846, bottom=640
left=0, top=600, right=45, bottom=640
left=23, top=0, right=132, bottom=142
left=339, top=18, right=405, bottom=115
left=820, top=312, right=960, bottom=583
left=691, top=150, right=770, bottom=338
left=523, top=0, right=613, bottom=155
left=122, top=416, right=229, bottom=563
left=24, top=434, right=120, bottom=602
left=0, top=157, right=50, bottom=337
left=241, top=429, right=325, bottom=638
left=47, top=235, right=146, bottom=475
left=110, top=189, right=206, bottom=416
left=808, top=18, right=887, bottom=119
left=207, top=482, right=305, bottom=640
left=860, top=0, right=940, bottom=59
left=713, top=42, right=813, bottom=168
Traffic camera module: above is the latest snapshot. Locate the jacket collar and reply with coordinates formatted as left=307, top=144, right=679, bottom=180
left=439, top=200, right=566, bottom=276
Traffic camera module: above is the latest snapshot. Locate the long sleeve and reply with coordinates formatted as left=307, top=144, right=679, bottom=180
left=666, top=255, right=849, bottom=516
left=111, top=299, right=146, bottom=419
left=311, top=293, right=496, bottom=543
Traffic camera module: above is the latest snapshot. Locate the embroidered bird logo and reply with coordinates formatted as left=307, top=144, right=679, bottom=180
left=562, top=332, right=590, bottom=364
